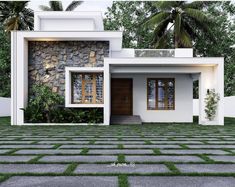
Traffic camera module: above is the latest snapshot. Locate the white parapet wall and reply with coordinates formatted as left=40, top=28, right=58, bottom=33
left=193, top=96, right=235, bottom=118
left=0, top=97, right=11, bottom=117
left=224, top=96, right=235, bottom=117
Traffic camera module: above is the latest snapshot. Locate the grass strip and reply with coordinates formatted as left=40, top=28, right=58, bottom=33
left=118, top=137, right=122, bottom=141
left=118, top=175, right=129, bottom=187
left=0, top=175, right=10, bottom=184
left=144, top=140, right=152, bottom=145
left=80, top=147, right=89, bottom=155
left=53, top=144, right=62, bottom=149
left=28, top=155, right=44, bottom=163
left=222, top=148, right=234, bottom=154
left=153, top=148, right=161, bottom=155
left=4, top=148, right=20, bottom=155
left=63, top=163, right=78, bottom=175
left=30, top=141, right=39, bottom=145
left=179, top=144, right=189, bottom=149
left=88, top=140, right=96, bottom=144
left=118, top=154, right=125, bottom=163
left=197, top=154, right=215, bottom=163
left=118, top=144, right=124, bottom=149
left=164, top=162, right=180, bottom=174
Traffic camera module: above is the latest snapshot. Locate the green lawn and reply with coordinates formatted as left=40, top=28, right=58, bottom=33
left=0, top=117, right=235, bottom=187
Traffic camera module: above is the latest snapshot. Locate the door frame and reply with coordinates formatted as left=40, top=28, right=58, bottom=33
left=111, top=78, right=133, bottom=115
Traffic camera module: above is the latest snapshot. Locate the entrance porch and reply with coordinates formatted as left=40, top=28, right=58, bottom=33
left=104, top=58, right=224, bottom=125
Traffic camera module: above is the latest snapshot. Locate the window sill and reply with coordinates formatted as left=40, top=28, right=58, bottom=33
left=65, top=104, right=104, bottom=108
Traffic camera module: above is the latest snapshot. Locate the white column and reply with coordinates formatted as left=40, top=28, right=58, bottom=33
left=214, top=62, right=224, bottom=125
left=199, top=64, right=224, bottom=125
left=11, top=32, right=17, bottom=125
left=16, top=34, right=28, bottom=125
left=103, top=61, right=110, bottom=125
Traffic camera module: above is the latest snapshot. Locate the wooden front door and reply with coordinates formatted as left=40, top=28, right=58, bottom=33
left=111, top=78, right=133, bottom=115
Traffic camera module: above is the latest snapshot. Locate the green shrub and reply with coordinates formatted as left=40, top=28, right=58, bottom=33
left=204, top=89, right=220, bottom=121
left=23, top=84, right=103, bottom=123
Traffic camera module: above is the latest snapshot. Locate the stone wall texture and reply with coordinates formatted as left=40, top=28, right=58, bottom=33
left=28, top=41, right=109, bottom=96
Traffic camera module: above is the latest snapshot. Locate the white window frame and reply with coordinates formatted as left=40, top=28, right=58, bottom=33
left=65, top=67, right=104, bottom=108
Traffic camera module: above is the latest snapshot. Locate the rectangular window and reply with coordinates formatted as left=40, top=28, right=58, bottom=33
left=72, top=73, right=103, bottom=104
left=147, top=78, right=175, bottom=110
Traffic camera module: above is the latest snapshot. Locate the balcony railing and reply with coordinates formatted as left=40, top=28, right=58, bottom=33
left=135, top=49, right=175, bottom=57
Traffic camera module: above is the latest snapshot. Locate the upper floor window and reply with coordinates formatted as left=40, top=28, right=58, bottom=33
left=147, top=78, right=175, bottom=110
left=72, top=73, right=103, bottom=104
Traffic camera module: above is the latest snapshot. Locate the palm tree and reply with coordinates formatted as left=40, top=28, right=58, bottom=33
left=39, top=1, right=83, bottom=11
left=144, top=1, right=213, bottom=48
left=0, top=1, right=34, bottom=32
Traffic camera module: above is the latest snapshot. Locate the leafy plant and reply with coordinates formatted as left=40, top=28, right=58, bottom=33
left=143, top=1, right=214, bottom=48
left=104, top=1, right=155, bottom=48
left=23, top=84, right=64, bottom=123
left=85, top=108, right=103, bottom=124
left=23, top=84, right=103, bottom=123
left=0, top=25, right=10, bottom=97
left=39, top=1, right=83, bottom=11
left=204, top=89, right=220, bottom=121
left=0, top=1, right=34, bottom=32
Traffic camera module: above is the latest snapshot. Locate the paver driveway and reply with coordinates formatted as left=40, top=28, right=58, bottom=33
left=0, top=117, right=235, bottom=187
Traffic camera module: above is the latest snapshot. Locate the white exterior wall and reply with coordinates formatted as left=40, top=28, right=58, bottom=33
left=40, top=19, right=95, bottom=31
left=175, top=48, right=193, bottom=57
left=105, top=58, right=224, bottom=125
left=224, top=96, right=235, bottom=117
left=34, top=12, right=104, bottom=31
left=0, top=97, right=11, bottom=117
left=112, top=74, right=193, bottom=123
left=194, top=96, right=235, bottom=118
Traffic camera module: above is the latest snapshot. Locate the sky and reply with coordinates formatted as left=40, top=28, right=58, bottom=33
left=28, top=0, right=113, bottom=15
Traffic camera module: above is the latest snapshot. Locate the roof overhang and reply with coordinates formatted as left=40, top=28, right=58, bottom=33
left=13, top=31, right=123, bottom=51
left=105, top=57, right=223, bottom=66
left=105, top=57, right=224, bottom=74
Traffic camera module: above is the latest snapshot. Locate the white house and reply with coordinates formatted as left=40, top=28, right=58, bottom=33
left=11, top=11, right=224, bottom=125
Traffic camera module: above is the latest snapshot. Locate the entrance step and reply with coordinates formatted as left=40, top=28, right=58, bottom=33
left=110, top=115, right=142, bottom=125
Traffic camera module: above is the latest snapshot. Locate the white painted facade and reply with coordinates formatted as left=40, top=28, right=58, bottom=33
left=104, top=58, right=224, bottom=125
left=0, top=97, right=11, bottom=117
left=194, top=97, right=235, bottom=118
left=112, top=74, right=193, bottom=123
left=11, top=11, right=224, bottom=125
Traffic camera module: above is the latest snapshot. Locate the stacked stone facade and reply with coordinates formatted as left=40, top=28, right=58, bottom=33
left=28, top=41, right=109, bottom=96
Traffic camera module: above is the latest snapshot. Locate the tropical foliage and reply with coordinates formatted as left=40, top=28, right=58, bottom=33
left=194, top=2, right=235, bottom=96
left=104, top=1, right=235, bottom=96
left=39, top=1, right=83, bottom=11
left=0, top=25, right=10, bottom=97
left=105, top=1, right=155, bottom=48
left=204, top=89, right=220, bottom=121
left=0, top=1, right=33, bottom=32
left=143, top=1, right=213, bottom=48
left=23, top=85, right=103, bottom=123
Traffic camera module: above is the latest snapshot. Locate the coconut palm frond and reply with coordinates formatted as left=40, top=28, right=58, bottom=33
left=153, top=1, right=178, bottom=10
left=49, top=1, right=63, bottom=11
left=5, top=16, right=19, bottom=31
left=179, top=28, right=192, bottom=47
left=184, top=1, right=205, bottom=9
left=153, top=17, right=171, bottom=38
left=39, top=5, right=52, bottom=11
left=144, top=12, right=170, bottom=27
left=185, top=8, right=210, bottom=23
left=0, top=1, right=34, bottom=32
left=174, top=13, right=181, bottom=37
left=65, top=1, right=83, bottom=11
left=155, top=32, right=171, bottom=49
